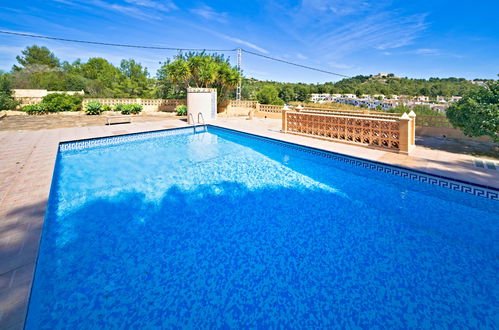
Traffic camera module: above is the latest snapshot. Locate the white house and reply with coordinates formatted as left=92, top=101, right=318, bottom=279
left=310, top=93, right=331, bottom=103
left=415, top=96, right=429, bottom=102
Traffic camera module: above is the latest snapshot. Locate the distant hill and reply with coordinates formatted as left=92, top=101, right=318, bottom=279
left=241, top=75, right=493, bottom=102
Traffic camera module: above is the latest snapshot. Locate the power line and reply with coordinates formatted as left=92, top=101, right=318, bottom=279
left=242, top=49, right=350, bottom=78
left=0, top=30, right=351, bottom=78
left=0, top=30, right=236, bottom=52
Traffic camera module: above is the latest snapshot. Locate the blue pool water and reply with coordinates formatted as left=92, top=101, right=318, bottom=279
left=27, top=126, right=498, bottom=328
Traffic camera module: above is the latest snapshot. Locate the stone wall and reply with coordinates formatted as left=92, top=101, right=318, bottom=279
left=13, top=89, right=85, bottom=107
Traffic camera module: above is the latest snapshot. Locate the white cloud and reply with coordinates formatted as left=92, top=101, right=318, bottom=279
left=296, top=53, right=308, bottom=60
left=197, top=28, right=268, bottom=54
left=221, top=35, right=268, bottom=54
left=90, top=0, right=158, bottom=20
left=297, top=0, right=378, bottom=17
left=414, top=48, right=440, bottom=55
left=52, top=0, right=176, bottom=20
left=266, top=0, right=429, bottom=59
left=190, top=4, right=227, bottom=23
left=124, top=0, right=177, bottom=12
left=328, top=61, right=352, bottom=69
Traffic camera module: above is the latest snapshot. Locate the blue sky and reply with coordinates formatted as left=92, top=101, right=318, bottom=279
left=0, top=0, right=498, bottom=83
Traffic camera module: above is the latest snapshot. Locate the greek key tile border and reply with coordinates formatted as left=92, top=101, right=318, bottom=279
left=59, top=126, right=197, bottom=152
left=209, top=125, right=499, bottom=201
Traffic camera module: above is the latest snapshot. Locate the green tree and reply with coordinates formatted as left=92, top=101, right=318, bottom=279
left=68, top=57, right=123, bottom=96
left=159, top=52, right=241, bottom=104
left=256, top=85, right=284, bottom=105
left=156, top=60, right=186, bottom=99
left=446, top=81, right=499, bottom=142
left=279, top=86, right=295, bottom=103
left=0, top=72, right=19, bottom=110
left=294, top=85, right=310, bottom=102
left=118, top=59, right=153, bottom=97
left=13, top=45, right=60, bottom=70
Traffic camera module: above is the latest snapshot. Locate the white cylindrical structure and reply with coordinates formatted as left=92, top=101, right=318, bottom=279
left=187, top=88, right=217, bottom=124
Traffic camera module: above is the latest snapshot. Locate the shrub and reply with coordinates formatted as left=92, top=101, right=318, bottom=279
left=175, top=104, right=187, bottom=116
left=42, top=93, right=83, bottom=112
left=0, top=73, right=19, bottom=110
left=130, top=104, right=143, bottom=114
left=120, top=104, right=142, bottom=115
left=22, top=104, right=48, bottom=115
left=387, top=104, right=442, bottom=116
left=114, top=104, right=123, bottom=112
left=0, top=94, right=19, bottom=110
left=447, top=81, right=499, bottom=142
left=102, top=104, right=112, bottom=112
left=85, top=101, right=103, bottom=115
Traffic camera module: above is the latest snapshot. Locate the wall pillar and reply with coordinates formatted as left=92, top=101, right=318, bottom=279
left=399, top=112, right=414, bottom=154
left=282, top=109, right=288, bottom=133
left=408, top=110, right=416, bottom=148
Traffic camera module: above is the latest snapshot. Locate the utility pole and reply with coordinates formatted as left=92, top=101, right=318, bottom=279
left=236, top=48, right=242, bottom=101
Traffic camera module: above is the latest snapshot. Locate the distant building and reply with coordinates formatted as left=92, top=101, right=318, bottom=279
left=310, top=93, right=331, bottom=103
left=414, top=96, right=429, bottom=102
left=373, top=73, right=398, bottom=79
left=450, top=96, right=462, bottom=102
left=471, top=80, right=486, bottom=86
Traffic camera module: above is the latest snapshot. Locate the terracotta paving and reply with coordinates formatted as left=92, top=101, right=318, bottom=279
left=0, top=117, right=498, bottom=329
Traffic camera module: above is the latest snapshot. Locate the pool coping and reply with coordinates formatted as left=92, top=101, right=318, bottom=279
left=1, top=120, right=497, bottom=329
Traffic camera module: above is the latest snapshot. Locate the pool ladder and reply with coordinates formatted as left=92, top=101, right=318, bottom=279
left=189, top=113, right=207, bottom=133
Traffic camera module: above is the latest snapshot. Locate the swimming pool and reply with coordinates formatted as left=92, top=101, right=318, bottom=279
left=26, top=125, right=498, bottom=328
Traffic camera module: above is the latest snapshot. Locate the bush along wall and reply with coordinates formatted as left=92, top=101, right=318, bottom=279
left=85, top=101, right=103, bottom=115
left=21, top=93, right=83, bottom=114
left=119, top=104, right=143, bottom=115
left=175, top=104, right=187, bottom=116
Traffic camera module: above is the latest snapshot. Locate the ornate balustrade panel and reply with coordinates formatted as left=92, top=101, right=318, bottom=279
left=286, top=111, right=402, bottom=151
left=259, top=104, right=284, bottom=113
left=299, top=110, right=401, bottom=121
left=227, top=100, right=258, bottom=109
left=300, top=106, right=400, bottom=117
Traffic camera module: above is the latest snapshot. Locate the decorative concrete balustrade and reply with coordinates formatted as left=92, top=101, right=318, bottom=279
left=82, top=98, right=186, bottom=112
left=281, top=108, right=416, bottom=154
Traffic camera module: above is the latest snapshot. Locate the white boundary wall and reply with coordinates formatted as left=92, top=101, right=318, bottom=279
left=187, top=88, right=217, bottom=124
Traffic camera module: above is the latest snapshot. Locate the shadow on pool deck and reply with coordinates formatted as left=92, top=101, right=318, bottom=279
left=11, top=179, right=499, bottom=328
left=0, top=199, right=47, bottom=329
left=415, top=135, right=499, bottom=160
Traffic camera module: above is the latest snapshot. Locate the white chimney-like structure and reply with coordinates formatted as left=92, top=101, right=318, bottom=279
left=187, top=88, right=217, bottom=124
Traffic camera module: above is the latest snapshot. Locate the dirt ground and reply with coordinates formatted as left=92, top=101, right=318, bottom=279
left=0, top=112, right=183, bottom=131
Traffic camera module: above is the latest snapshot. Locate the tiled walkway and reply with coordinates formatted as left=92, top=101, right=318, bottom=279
left=0, top=118, right=497, bottom=329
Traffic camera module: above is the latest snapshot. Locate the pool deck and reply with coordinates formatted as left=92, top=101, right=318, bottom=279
left=0, top=117, right=498, bottom=329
